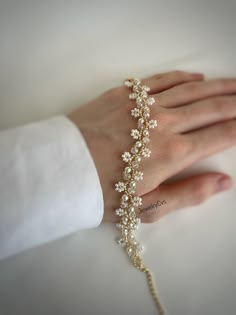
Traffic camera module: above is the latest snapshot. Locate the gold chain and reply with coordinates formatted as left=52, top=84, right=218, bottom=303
left=114, top=78, right=167, bottom=314
left=132, top=254, right=166, bottom=314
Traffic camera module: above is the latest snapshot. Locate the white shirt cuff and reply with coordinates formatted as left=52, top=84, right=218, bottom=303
left=0, top=115, right=104, bottom=260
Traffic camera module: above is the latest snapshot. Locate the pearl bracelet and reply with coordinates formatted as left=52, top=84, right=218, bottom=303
left=114, top=78, right=166, bottom=315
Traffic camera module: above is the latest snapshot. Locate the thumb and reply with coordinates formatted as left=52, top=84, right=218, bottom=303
left=139, top=173, right=233, bottom=223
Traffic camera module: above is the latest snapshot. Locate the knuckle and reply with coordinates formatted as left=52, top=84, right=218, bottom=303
left=152, top=73, right=161, bottom=80
left=209, top=96, right=234, bottom=119
left=165, top=135, right=192, bottom=161
left=153, top=110, right=177, bottom=130
left=172, top=70, right=187, bottom=78
left=147, top=73, right=162, bottom=82
left=224, top=96, right=235, bottom=106
left=183, top=81, right=200, bottom=94
left=222, top=121, right=236, bottom=138
left=213, top=96, right=229, bottom=112
left=217, top=78, right=231, bottom=90
left=192, top=183, right=208, bottom=205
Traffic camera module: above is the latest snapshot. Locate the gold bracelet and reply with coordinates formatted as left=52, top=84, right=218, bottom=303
left=114, top=77, right=167, bottom=315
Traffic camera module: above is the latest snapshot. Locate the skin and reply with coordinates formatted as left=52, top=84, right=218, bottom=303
left=67, top=70, right=236, bottom=223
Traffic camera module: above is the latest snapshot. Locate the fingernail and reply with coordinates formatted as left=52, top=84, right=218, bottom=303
left=216, top=175, right=233, bottom=192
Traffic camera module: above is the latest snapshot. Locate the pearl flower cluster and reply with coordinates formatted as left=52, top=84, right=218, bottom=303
left=114, top=77, right=157, bottom=265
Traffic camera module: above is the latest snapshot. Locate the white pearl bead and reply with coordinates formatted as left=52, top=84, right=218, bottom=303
left=127, top=247, right=133, bottom=256
left=131, top=147, right=139, bottom=154
left=138, top=118, right=144, bottom=125
left=130, top=181, right=136, bottom=188
left=125, top=167, right=132, bottom=173
left=122, top=194, right=129, bottom=201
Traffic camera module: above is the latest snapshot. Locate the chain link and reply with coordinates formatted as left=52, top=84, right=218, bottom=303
left=131, top=254, right=166, bottom=315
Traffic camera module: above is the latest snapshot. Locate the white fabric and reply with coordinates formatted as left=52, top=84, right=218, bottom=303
left=0, top=116, right=104, bottom=261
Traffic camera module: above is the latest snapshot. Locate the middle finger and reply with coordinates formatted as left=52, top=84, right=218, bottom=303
left=169, top=95, right=236, bottom=134
left=156, top=78, right=236, bottom=108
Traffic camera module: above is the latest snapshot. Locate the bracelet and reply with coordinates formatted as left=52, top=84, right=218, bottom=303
left=114, top=77, right=167, bottom=315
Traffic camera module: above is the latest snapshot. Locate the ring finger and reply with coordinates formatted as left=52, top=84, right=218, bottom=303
left=166, top=95, right=236, bottom=134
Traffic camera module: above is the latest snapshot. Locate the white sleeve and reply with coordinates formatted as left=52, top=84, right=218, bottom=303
left=0, top=116, right=104, bottom=261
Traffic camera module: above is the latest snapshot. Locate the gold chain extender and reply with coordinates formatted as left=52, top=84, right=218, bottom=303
left=114, top=78, right=167, bottom=315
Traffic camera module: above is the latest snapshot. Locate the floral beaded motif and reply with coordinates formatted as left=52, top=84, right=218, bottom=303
left=114, top=78, right=157, bottom=260
left=114, top=78, right=166, bottom=315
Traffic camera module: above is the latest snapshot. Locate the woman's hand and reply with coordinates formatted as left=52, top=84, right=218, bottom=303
left=68, top=70, right=235, bottom=223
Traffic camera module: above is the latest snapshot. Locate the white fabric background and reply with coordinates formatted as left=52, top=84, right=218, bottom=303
left=0, top=0, right=236, bottom=314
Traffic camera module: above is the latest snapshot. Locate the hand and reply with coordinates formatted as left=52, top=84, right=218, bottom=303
left=67, top=70, right=235, bottom=223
